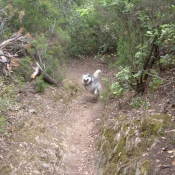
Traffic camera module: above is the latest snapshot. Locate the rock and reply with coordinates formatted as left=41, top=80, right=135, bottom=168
left=29, top=109, right=37, bottom=114
left=42, top=163, right=50, bottom=168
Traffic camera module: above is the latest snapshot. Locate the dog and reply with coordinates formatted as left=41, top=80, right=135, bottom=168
left=82, top=70, right=102, bottom=96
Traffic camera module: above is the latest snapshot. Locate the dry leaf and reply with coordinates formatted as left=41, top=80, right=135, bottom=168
left=168, top=150, right=174, bottom=154
left=156, top=159, right=160, bottom=163
left=172, top=160, right=175, bottom=166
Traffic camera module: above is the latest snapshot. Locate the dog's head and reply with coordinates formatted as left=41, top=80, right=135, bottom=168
left=82, top=73, right=91, bottom=85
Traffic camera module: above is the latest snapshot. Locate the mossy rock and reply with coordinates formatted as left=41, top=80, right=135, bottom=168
left=96, top=114, right=172, bottom=175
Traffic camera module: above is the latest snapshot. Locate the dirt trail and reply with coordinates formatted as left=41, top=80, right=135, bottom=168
left=0, top=57, right=107, bottom=175
left=62, top=61, right=104, bottom=175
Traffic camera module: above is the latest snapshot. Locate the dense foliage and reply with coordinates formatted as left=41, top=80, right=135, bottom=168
left=65, top=0, right=175, bottom=96
left=0, top=0, right=175, bottom=97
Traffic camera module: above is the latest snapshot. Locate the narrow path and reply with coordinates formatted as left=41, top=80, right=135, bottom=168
left=62, top=66, right=104, bottom=175
left=0, top=58, right=106, bottom=175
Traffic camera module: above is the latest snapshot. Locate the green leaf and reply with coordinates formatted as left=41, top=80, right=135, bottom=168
left=146, top=31, right=152, bottom=35
left=124, top=75, right=129, bottom=80
left=133, top=71, right=142, bottom=78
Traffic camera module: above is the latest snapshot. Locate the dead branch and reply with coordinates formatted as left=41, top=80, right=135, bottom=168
left=0, top=34, right=23, bottom=48
left=0, top=53, right=18, bottom=58
left=36, top=62, right=44, bottom=72
left=0, top=28, right=56, bottom=86
left=31, top=66, right=40, bottom=79
left=0, top=60, right=10, bottom=64
left=31, top=62, right=43, bottom=79
left=31, top=62, right=56, bottom=84
left=0, top=28, right=34, bottom=75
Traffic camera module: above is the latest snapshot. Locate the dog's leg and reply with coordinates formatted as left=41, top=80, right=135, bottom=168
left=94, top=89, right=99, bottom=95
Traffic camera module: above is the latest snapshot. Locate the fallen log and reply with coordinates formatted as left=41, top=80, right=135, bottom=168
left=42, top=73, right=56, bottom=84
left=31, top=62, right=56, bottom=84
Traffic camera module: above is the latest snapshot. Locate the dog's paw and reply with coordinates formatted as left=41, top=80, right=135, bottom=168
left=94, top=89, right=100, bottom=95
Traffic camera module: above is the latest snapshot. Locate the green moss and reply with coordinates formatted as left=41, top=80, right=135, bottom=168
left=104, top=128, right=117, bottom=144
left=114, top=136, right=126, bottom=161
left=137, top=136, right=155, bottom=152
left=156, top=114, right=171, bottom=129
left=126, top=147, right=140, bottom=158
left=102, top=128, right=127, bottom=174
left=109, top=138, right=126, bottom=162
left=104, top=163, right=118, bottom=175
left=141, top=160, right=151, bottom=174
left=139, top=114, right=171, bottom=138
left=102, top=127, right=122, bottom=154
left=140, top=118, right=159, bottom=137
left=97, top=114, right=172, bottom=175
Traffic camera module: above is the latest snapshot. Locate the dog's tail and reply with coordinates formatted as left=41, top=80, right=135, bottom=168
left=93, top=69, right=102, bottom=78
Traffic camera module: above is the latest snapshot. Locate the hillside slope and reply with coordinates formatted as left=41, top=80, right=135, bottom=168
left=0, top=57, right=174, bottom=175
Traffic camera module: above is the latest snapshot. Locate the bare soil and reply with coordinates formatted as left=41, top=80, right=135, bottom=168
left=60, top=58, right=106, bottom=175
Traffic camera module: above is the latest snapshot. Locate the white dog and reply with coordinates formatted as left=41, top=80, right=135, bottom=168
left=82, top=70, right=102, bottom=96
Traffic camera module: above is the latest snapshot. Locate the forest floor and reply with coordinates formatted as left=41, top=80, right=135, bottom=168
left=0, top=57, right=175, bottom=175
left=0, top=57, right=111, bottom=175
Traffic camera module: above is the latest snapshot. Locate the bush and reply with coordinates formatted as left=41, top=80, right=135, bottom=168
left=34, top=76, right=48, bottom=93
left=14, top=57, right=33, bottom=82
